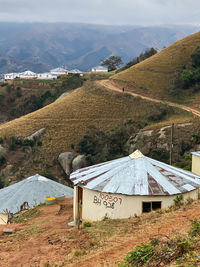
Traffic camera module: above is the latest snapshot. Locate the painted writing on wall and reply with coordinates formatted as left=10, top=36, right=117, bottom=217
left=93, top=193, right=122, bottom=209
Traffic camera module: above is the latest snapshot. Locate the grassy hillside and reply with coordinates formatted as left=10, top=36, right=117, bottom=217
left=0, top=75, right=84, bottom=123
left=111, top=31, right=200, bottom=100
left=0, top=82, right=191, bottom=162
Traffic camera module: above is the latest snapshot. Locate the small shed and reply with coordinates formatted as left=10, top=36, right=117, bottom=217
left=0, top=174, right=73, bottom=214
left=70, top=150, right=200, bottom=221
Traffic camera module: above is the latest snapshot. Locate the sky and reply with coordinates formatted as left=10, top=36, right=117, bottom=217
left=0, top=0, right=200, bottom=26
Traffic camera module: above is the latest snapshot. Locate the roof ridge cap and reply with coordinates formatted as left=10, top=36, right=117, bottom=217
left=129, top=150, right=144, bottom=159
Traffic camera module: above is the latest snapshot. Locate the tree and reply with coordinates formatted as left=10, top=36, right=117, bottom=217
left=118, top=47, right=157, bottom=72
left=102, top=56, right=123, bottom=71
left=191, top=46, right=200, bottom=68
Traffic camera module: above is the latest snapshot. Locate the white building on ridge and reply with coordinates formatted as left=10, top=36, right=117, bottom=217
left=18, top=70, right=37, bottom=79
left=91, top=66, right=108, bottom=72
left=37, top=73, right=57, bottom=80
left=50, top=67, right=68, bottom=75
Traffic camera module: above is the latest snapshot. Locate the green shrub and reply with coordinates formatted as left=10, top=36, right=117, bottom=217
left=23, top=139, right=35, bottom=147
left=0, top=156, right=6, bottom=165
left=192, top=134, right=200, bottom=144
left=39, top=169, right=55, bottom=180
left=189, top=219, right=200, bottom=237
left=148, top=148, right=169, bottom=164
left=0, top=137, right=4, bottom=144
left=121, top=243, right=153, bottom=266
left=37, top=140, right=42, bottom=146
left=0, top=176, right=4, bottom=188
left=173, top=194, right=184, bottom=207
left=83, top=221, right=92, bottom=227
left=15, top=86, right=22, bottom=97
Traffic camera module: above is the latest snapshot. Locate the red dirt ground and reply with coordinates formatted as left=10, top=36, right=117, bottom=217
left=0, top=198, right=200, bottom=266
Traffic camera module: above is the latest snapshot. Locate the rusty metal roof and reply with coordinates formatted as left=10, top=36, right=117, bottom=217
left=70, top=150, right=200, bottom=196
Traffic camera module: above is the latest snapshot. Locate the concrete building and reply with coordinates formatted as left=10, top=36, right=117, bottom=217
left=91, top=66, right=108, bottom=72
left=37, top=73, right=57, bottom=80
left=68, top=69, right=83, bottom=75
left=70, top=150, right=200, bottom=221
left=18, top=70, right=37, bottom=79
left=4, top=73, right=19, bottom=80
left=50, top=67, right=68, bottom=75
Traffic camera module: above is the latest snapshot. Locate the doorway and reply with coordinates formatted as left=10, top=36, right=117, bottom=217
left=77, top=186, right=83, bottom=219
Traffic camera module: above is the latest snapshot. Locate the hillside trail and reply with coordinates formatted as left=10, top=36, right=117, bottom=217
left=97, top=80, right=200, bottom=117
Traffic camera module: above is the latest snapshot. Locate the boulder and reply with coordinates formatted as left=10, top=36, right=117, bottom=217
left=56, top=92, right=70, bottom=101
left=72, top=155, right=87, bottom=172
left=0, top=145, right=7, bottom=158
left=25, top=128, right=45, bottom=141
left=58, top=152, right=75, bottom=175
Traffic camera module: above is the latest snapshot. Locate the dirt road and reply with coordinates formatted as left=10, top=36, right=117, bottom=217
left=97, top=80, right=200, bottom=117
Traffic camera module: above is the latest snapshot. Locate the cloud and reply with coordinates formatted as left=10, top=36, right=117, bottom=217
left=0, top=0, right=200, bottom=25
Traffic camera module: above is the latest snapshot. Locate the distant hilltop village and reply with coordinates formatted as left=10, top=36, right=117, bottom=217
left=3, top=66, right=108, bottom=80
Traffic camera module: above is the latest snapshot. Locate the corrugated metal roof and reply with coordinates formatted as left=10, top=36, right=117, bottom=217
left=0, top=174, right=73, bottom=214
left=70, top=150, right=200, bottom=196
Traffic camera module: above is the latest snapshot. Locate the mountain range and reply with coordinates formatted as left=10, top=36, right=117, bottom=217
left=0, top=22, right=199, bottom=73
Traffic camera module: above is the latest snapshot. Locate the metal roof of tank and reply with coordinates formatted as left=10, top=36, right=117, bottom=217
left=0, top=174, right=73, bottom=214
left=70, top=150, right=200, bottom=196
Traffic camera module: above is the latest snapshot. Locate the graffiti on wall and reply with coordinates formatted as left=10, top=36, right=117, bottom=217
left=93, top=192, right=122, bottom=209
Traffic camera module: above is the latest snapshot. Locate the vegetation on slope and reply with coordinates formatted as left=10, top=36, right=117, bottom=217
left=0, top=74, right=84, bottom=123
left=120, top=217, right=200, bottom=267
left=111, top=32, right=200, bottom=100
left=0, top=81, right=190, bottom=159
left=118, top=47, right=157, bottom=73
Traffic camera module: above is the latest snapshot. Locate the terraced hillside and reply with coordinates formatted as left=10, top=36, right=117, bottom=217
left=111, top=31, right=200, bottom=100
left=0, top=82, right=190, bottom=162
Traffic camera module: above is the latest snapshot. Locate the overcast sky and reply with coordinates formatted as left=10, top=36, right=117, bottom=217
left=0, top=0, right=200, bottom=26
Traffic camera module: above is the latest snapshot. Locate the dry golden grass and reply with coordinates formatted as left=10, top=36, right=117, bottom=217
left=0, top=82, right=191, bottom=161
left=112, top=31, right=200, bottom=98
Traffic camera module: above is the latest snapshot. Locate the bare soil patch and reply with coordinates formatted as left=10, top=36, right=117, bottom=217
left=1, top=198, right=200, bottom=266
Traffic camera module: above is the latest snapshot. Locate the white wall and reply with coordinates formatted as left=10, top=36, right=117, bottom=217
left=79, top=187, right=199, bottom=221
left=192, top=154, right=200, bottom=176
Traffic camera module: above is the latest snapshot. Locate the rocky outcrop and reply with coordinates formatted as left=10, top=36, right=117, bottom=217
left=25, top=128, right=45, bottom=141
left=72, top=155, right=87, bottom=172
left=58, top=152, right=75, bottom=175
left=58, top=152, right=88, bottom=175
left=56, top=92, right=71, bottom=101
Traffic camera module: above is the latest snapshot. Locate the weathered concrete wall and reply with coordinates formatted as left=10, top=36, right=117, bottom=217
left=79, top=188, right=199, bottom=221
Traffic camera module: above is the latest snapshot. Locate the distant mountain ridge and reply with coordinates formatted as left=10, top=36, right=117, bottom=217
left=0, top=22, right=199, bottom=73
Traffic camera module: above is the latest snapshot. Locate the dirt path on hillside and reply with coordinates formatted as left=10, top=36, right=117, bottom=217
left=97, top=80, right=200, bottom=117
